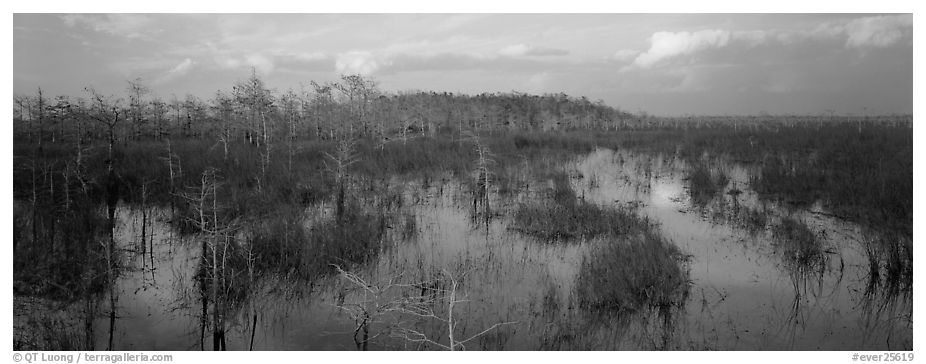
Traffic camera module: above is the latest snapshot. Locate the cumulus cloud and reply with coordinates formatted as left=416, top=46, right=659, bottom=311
left=336, top=51, right=384, bottom=76
left=633, top=29, right=731, bottom=68
left=624, top=15, right=913, bottom=71
left=844, top=14, right=912, bottom=48
left=498, top=44, right=569, bottom=57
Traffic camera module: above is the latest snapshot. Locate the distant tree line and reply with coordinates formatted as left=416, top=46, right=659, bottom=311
left=12, top=71, right=642, bottom=146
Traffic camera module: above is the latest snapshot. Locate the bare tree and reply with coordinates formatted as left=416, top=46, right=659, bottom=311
left=176, top=167, right=238, bottom=351
left=212, top=91, right=235, bottom=162
left=150, top=97, right=168, bottom=140
left=333, top=265, right=516, bottom=351
left=466, top=132, right=495, bottom=220
left=281, top=88, right=300, bottom=175
left=36, top=87, right=46, bottom=146
left=308, top=82, right=326, bottom=139
left=234, top=69, right=274, bottom=188
left=324, top=137, right=360, bottom=223
left=127, top=78, right=150, bottom=140
left=169, top=95, right=183, bottom=135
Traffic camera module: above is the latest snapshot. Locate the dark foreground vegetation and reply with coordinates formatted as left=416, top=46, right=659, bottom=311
left=12, top=71, right=912, bottom=350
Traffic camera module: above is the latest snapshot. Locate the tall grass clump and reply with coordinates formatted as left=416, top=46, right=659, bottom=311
left=245, top=200, right=397, bottom=281
left=862, top=234, right=913, bottom=296
left=511, top=173, right=654, bottom=241
left=686, top=163, right=727, bottom=207
left=576, top=229, right=690, bottom=313
left=771, top=217, right=827, bottom=272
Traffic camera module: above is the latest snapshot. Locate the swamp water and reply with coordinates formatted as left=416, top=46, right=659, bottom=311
left=22, top=148, right=911, bottom=350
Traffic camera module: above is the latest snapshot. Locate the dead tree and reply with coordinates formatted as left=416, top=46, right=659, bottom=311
left=466, top=132, right=495, bottom=221
left=126, top=78, right=150, bottom=140
left=333, top=265, right=516, bottom=351
left=176, top=167, right=237, bottom=351
left=324, top=137, right=360, bottom=223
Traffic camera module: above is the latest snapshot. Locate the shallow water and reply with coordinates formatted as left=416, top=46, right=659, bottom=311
left=70, top=148, right=910, bottom=350
left=571, top=149, right=911, bottom=350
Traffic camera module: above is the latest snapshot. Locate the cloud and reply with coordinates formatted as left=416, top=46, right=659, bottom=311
left=59, top=14, right=159, bottom=40
left=844, top=14, right=912, bottom=48
left=499, top=44, right=569, bottom=57
left=154, top=58, right=195, bottom=85
left=246, top=54, right=275, bottom=74
left=633, top=29, right=731, bottom=68
left=336, top=51, right=384, bottom=76
left=168, top=58, right=194, bottom=76
left=624, top=15, right=914, bottom=71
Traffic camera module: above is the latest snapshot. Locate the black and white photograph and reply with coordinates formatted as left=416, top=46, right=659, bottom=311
left=9, top=8, right=917, bottom=356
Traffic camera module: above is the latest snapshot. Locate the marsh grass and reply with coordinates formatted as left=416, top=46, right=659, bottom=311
left=245, top=202, right=396, bottom=281
left=771, top=217, right=828, bottom=272
left=863, top=234, right=913, bottom=296
left=686, top=162, right=729, bottom=208
left=511, top=173, right=657, bottom=241
left=576, top=231, right=690, bottom=314
left=733, top=206, right=772, bottom=235
left=511, top=171, right=691, bottom=316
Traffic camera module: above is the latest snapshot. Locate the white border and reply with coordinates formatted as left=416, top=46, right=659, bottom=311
left=4, top=1, right=921, bottom=363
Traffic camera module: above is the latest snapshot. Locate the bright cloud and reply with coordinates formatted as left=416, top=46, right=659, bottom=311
left=336, top=51, right=383, bottom=76
left=633, top=30, right=731, bottom=68
left=844, top=14, right=913, bottom=48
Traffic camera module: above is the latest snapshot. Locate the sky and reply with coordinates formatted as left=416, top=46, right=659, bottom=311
left=13, top=13, right=914, bottom=116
